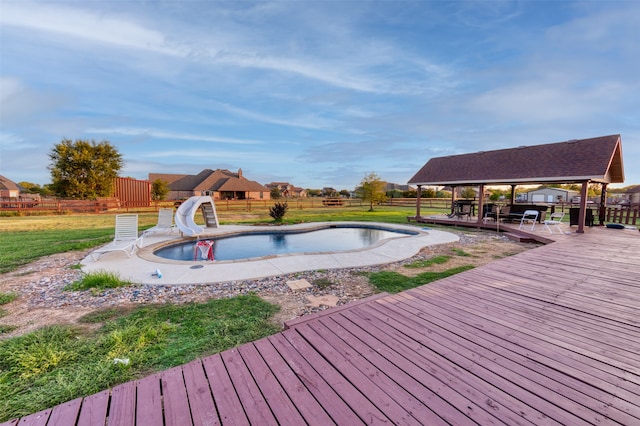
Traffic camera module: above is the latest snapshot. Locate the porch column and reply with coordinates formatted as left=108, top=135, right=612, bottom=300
left=510, top=185, right=516, bottom=205
left=599, top=183, right=608, bottom=225
left=476, top=184, right=485, bottom=224
left=450, top=186, right=456, bottom=214
left=577, top=181, right=589, bottom=233
left=416, top=185, right=422, bottom=218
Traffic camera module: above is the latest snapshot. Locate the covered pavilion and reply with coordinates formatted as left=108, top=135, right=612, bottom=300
left=408, top=134, right=625, bottom=233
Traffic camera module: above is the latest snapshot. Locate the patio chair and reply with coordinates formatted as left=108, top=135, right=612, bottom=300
left=90, top=214, right=143, bottom=260
left=518, top=210, right=539, bottom=231
left=455, top=203, right=472, bottom=221
left=143, top=208, right=175, bottom=236
left=543, top=212, right=566, bottom=234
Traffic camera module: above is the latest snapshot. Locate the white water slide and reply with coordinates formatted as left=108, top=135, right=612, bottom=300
left=174, top=196, right=219, bottom=236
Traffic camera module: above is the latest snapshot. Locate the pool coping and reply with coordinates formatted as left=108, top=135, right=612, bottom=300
left=81, top=222, right=460, bottom=285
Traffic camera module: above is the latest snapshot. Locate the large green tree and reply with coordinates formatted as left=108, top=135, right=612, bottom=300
left=49, top=139, right=123, bottom=198
left=357, top=172, right=387, bottom=212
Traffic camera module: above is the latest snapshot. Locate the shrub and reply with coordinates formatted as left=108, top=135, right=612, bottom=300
left=269, top=202, right=289, bottom=222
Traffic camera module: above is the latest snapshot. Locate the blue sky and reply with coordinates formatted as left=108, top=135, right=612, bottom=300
left=1, top=1, right=638, bottom=190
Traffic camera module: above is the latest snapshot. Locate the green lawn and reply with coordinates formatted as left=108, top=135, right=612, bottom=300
left=0, top=295, right=279, bottom=421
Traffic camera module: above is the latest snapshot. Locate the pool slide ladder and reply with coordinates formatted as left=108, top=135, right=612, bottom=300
left=174, top=196, right=219, bottom=236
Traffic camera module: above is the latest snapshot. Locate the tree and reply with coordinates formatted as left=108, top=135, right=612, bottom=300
left=357, top=172, right=387, bottom=212
left=270, top=187, right=282, bottom=199
left=18, top=181, right=52, bottom=196
left=49, top=139, right=123, bottom=198
left=151, top=179, right=170, bottom=201
left=460, top=187, right=476, bottom=199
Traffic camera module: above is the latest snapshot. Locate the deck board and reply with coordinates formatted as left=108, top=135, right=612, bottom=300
left=6, top=227, right=640, bottom=425
left=46, top=398, right=81, bottom=426
left=237, top=342, right=306, bottom=425
left=76, top=390, right=109, bottom=426
left=201, top=354, right=249, bottom=425
left=182, top=360, right=219, bottom=426
left=252, top=337, right=335, bottom=425
left=220, top=348, right=277, bottom=424
left=266, top=333, right=363, bottom=424
left=107, top=381, right=136, bottom=426
left=161, top=366, right=193, bottom=426
left=134, top=374, right=162, bottom=426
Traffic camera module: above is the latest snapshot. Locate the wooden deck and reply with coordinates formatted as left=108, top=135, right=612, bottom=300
left=407, top=214, right=557, bottom=244
left=4, top=227, right=640, bottom=425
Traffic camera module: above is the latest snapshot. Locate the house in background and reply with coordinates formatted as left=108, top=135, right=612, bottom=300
left=265, top=182, right=307, bottom=198
left=627, top=185, right=640, bottom=204
left=523, top=187, right=579, bottom=203
left=0, top=175, right=20, bottom=198
left=149, top=169, right=270, bottom=201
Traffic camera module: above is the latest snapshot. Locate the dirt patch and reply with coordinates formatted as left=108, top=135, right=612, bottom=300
left=0, top=233, right=536, bottom=338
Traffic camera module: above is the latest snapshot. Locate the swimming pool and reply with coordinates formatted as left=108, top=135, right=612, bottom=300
left=154, top=224, right=417, bottom=261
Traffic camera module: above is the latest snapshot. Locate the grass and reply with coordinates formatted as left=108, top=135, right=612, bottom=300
left=368, top=265, right=475, bottom=293
left=451, top=248, right=473, bottom=257
left=0, top=213, right=159, bottom=274
left=404, top=255, right=452, bottom=268
left=0, top=325, right=17, bottom=334
left=0, top=292, right=17, bottom=327
left=0, top=292, right=18, bottom=305
left=64, top=271, right=132, bottom=293
left=312, top=277, right=334, bottom=290
left=0, top=294, right=279, bottom=421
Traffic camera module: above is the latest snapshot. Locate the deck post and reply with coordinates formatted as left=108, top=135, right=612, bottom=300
left=416, top=185, right=422, bottom=218
left=577, top=181, right=589, bottom=233
left=599, top=183, right=608, bottom=226
left=476, top=184, right=485, bottom=224
left=450, top=186, right=456, bottom=214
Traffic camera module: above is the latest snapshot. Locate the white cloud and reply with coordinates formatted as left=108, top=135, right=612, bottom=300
left=86, top=127, right=262, bottom=145
left=0, top=2, right=183, bottom=56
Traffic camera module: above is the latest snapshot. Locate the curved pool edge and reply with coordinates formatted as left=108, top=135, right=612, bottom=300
left=142, top=221, right=421, bottom=264
left=81, top=222, right=460, bottom=285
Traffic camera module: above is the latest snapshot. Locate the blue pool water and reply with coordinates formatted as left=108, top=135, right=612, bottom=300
left=154, top=225, right=416, bottom=261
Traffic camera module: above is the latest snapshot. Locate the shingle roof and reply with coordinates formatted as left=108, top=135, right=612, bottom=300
left=408, top=135, right=624, bottom=186
left=149, top=169, right=267, bottom=192
left=0, top=175, right=20, bottom=191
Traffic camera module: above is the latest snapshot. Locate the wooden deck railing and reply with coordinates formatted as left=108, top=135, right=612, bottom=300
left=604, top=205, right=639, bottom=225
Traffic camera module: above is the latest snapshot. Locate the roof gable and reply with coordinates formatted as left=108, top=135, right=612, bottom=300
left=0, top=175, right=20, bottom=191
left=408, top=135, right=624, bottom=186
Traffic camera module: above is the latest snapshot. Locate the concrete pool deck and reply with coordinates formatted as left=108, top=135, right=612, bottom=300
left=80, top=222, right=460, bottom=285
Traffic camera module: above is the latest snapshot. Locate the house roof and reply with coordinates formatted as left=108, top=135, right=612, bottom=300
left=149, top=169, right=267, bottom=193
left=0, top=175, right=20, bottom=191
left=408, top=135, right=624, bottom=186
